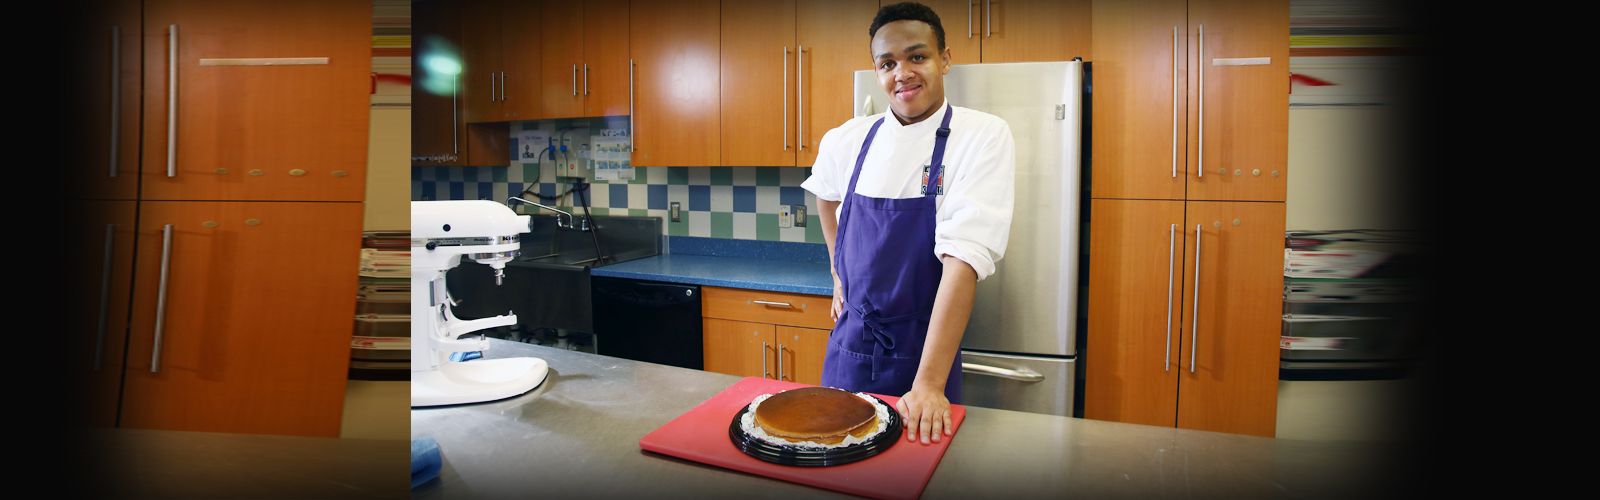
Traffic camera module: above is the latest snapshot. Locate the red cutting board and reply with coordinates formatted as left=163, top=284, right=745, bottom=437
left=639, top=377, right=965, bottom=500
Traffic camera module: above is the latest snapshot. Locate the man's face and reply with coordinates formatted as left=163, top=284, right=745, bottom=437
left=871, top=20, right=951, bottom=126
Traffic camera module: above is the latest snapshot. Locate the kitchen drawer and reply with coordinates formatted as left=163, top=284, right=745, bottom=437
left=702, top=286, right=834, bottom=330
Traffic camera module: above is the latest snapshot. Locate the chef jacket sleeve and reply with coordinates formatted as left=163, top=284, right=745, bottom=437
left=933, top=117, right=1015, bottom=281
left=800, top=125, right=848, bottom=202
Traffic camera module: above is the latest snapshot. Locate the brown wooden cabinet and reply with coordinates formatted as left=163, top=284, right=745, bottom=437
left=1091, top=0, right=1286, bottom=201
left=1085, top=0, right=1287, bottom=438
left=413, top=0, right=509, bottom=167
left=67, top=201, right=139, bottom=429
left=701, top=287, right=833, bottom=385
left=916, top=0, right=1090, bottom=66
left=67, top=1, right=141, bottom=201
left=139, top=0, right=371, bottom=201
left=630, top=0, right=721, bottom=166
left=543, top=0, right=631, bottom=119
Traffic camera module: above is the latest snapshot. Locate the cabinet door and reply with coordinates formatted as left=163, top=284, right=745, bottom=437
left=462, top=0, right=504, bottom=123
left=979, top=0, right=1091, bottom=63
left=919, top=0, right=981, bottom=66
left=583, top=0, right=631, bottom=117
left=1089, top=0, right=1189, bottom=200
left=542, top=0, right=586, bottom=119
left=501, top=0, right=543, bottom=121
left=777, top=326, right=830, bottom=385
left=123, top=201, right=363, bottom=437
left=1185, top=0, right=1288, bottom=202
left=413, top=0, right=468, bottom=166
left=720, top=0, right=797, bottom=167
left=67, top=2, right=141, bottom=201
left=631, top=0, right=720, bottom=166
left=796, top=0, right=877, bottom=167
left=141, top=0, right=370, bottom=201
left=1084, top=199, right=1186, bottom=427
left=704, top=319, right=777, bottom=379
left=66, top=201, right=138, bottom=428
left=1175, top=201, right=1284, bottom=437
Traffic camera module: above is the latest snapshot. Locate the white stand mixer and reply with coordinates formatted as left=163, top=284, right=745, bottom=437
left=411, top=200, right=548, bottom=407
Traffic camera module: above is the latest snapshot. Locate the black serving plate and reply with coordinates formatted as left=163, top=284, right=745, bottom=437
left=728, top=394, right=901, bottom=467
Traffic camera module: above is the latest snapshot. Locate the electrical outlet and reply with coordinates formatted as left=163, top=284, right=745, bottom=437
left=670, top=202, right=681, bottom=222
left=779, top=205, right=793, bottom=228
left=794, top=205, right=807, bottom=227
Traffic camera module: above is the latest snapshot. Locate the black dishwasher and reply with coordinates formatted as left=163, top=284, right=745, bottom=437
left=590, top=277, right=703, bottom=370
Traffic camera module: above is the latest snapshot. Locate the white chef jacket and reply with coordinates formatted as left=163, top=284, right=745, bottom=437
left=801, top=100, right=1016, bottom=281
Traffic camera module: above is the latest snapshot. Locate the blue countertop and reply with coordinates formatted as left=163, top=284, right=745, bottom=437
left=591, top=237, right=833, bottom=296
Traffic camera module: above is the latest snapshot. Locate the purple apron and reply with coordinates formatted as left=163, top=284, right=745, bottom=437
left=821, top=104, right=961, bottom=404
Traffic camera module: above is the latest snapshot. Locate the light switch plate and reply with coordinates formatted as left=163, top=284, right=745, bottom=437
left=779, top=205, right=793, bottom=228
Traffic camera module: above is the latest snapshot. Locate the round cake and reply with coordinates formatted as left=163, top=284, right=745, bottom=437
left=753, top=387, right=879, bottom=445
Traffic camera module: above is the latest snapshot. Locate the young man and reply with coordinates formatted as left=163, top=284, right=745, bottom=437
left=801, top=2, right=1016, bottom=445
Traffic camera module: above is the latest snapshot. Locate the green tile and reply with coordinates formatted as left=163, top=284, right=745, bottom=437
left=587, top=207, right=610, bottom=216
left=710, top=212, right=733, bottom=238
left=805, top=215, right=822, bottom=243
left=522, top=164, right=540, bottom=184
left=756, top=167, right=780, bottom=186
left=710, top=167, right=733, bottom=186
left=756, top=214, right=779, bottom=241
left=492, top=166, right=508, bottom=183
left=412, top=166, right=425, bottom=181
left=669, top=217, right=688, bottom=236
left=629, top=208, right=648, bottom=217
left=628, top=167, right=649, bottom=184
left=668, top=167, right=689, bottom=185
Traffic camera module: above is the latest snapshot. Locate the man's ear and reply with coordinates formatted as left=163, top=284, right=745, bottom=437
left=941, top=47, right=953, bottom=74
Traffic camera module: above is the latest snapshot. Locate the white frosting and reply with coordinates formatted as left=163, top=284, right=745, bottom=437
left=739, top=390, right=891, bottom=450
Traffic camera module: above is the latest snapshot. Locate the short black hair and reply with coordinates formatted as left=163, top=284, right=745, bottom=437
left=869, top=2, right=946, bottom=51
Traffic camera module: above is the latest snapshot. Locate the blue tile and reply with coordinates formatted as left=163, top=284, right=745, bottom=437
left=509, top=137, right=518, bottom=159
left=610, top=183, right=629, bottom=208
left=449, top=182, right=464, bottom=200
left=540, top=183, right=556, bottom=199
left=689, top=185, right=711, bottom=211
left=508, top=183, right=523, bottom=199
left=478, top=182, right=494, bottom=200
left=733, top=186, right=756, bottom=213
left=648, top=184, right=668, bottom=210
left=780, top=186, right=806, bottom=207
left=419, top=181, right=434, bottom=200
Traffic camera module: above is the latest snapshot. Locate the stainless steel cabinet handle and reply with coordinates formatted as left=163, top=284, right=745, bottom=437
left=1197, top=24, right=1204, bottom=178
left=96, top=224, right=114, bottom=371
left=152, top=224, right=174, bottom=372
left=1165, top=223, right=1174, bottom=371
left=167, top=25, right=177, bottom=177
left=572, top=64, right=577, bottom=96
left=961, top=363, right=1044, bottom=382
left=798, top=46, right=804, bottom=151
left=778, top=344, right=786, bottom=381
left=629, top=59, right=635, bottom=152
left=753, top=300, right=791, bottom=307
left=762, top=341, right=771, bottom=378
left=490, top=72, right=497, bottom=102
left=583, top=64, right=589, bottom=95
left=1172, top=26, right=1178, bottom=178
left=501, top=71, right=506, bottom=101
left=968, top=0, right=973, bottom=38
left=783, top=46, right=789, bottom=151
left=986, top=0, right=991, bottom=38
left=1189, top=223, right=1201, bottom=373
left=110, top=26, right=120, bottom=178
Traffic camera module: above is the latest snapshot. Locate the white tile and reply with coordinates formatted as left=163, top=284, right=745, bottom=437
left=732, top=167, right=756, bottom=186
left=688, top=210, right=710, bottom=237
left=446, top=167, right=463, bottom=182
left=586, top=183, right=609, bottom=208
left=647, top=167, right=668, bottom=185
left=710, top=186, right=733, bottom=212
left=756, top=186, right=781, bottom=214
left=412, top=181, right=424, bottom=200
left=733, top=212, right=757, bottom=240
left=781, top=166, right=810, bottom=185
left=780, top=225, right=807, bottom=242
left=668, top=185, right=689, bottom=208
left=629, top=184, right=650, bottom=210
left=493, top=183, right=508, bottom=203
left=688, top=166, right=710, bottom=185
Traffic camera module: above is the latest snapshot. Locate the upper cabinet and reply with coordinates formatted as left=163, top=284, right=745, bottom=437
left=631, top=0, right=721, bottom=167
left=922, top=0, right=1091, bottom=65
left=544, top=0, right=631, bottom=119
left=1091, top=0, right=1287, bottom=201
left=67, top=0, right=142, bottom=201
left=720, top=0, right=877, bottom=167
left=141, top=0, right=371, bottom=201
left=412, top=0, right=509, bottom=167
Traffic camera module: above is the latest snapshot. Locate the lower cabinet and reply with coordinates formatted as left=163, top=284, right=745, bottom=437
left=118, top=201, right=364, bottom=437
left=701, top=286, right=834, bottom=385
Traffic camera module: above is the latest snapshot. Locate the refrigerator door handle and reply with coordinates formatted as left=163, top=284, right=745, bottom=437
left=1165, top=223, right=1174, bottom=371
left=961, top=362, right=1045, bottom=383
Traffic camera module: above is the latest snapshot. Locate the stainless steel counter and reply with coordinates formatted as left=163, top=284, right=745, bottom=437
left=412, top=339, right=1418, bottom=499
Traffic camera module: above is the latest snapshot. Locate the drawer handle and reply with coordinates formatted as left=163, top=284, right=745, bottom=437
left=961, top=363, right=1045, bottom=383
left=752, top=300, right=792, bottom=308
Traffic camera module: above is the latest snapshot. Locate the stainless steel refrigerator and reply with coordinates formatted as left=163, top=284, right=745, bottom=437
left=853, top=61, right=1083, bottom=416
